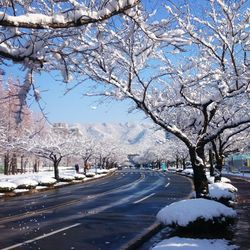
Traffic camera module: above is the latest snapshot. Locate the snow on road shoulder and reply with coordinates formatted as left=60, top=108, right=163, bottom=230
left=157, top=198, right=237, bottom=227
left=0, top=181, right=17, bottom=191
left=152, top=237, right=238, bottom=250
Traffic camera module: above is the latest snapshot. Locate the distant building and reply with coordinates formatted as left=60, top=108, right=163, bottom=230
left=226, top=154, right=250, bottom=172
left=53, top=123, right=82, bottom=136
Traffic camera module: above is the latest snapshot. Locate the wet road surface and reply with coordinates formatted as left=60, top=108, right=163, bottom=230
left=0, top=169, right=192, bottom=250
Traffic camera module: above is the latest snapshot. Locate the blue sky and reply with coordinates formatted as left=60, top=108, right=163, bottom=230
left=2, top=64, right=147, bottom=124
left=34, top=73, right=147, bottom=124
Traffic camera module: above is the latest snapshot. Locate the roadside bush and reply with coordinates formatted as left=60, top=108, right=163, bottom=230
left=36, top=177, right=57, bottom=186
left=169, top=216, right=236, bottom=239
left=209, top=183, right=238, bottom=206
left=85, top=172, right=96, bottom=177
left=74, top=174, right=85, bottom=180
left=15, top=179, right=38, bottom=189
left=157, top=198, right=237, bottom=239
left=59, top=175, right=75, bottom=182
left=0, top=182, right=17, bottom=192
left=96, top=169, right=109, bottom=174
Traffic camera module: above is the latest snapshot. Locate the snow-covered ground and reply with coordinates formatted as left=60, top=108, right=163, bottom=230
left=152, top=237, right=237, bottom=250
left=0, top=166, right=115, bottom=194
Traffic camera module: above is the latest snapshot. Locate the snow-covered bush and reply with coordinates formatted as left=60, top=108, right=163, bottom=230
left=181, top=168, right=193, bottom=177
left=85, top=172, right=96, bottom=178
left=15, top=179, right=38, bottom=189
left=209, top=183, right=238, bottom=203
left=157, top=198, right=237, bottom=235
left=221, top=177, right=232, bottom=183
left=36, top=176, right=57, bottom=186
left=74, top=173, right=85, bottom=180
left=207, top=175, right=232, bottom=184
left=0, top=182, right=17, bottom=192
left=59, top=175, right=75, bottom=182
left=96, top=169, right=109, bottom=174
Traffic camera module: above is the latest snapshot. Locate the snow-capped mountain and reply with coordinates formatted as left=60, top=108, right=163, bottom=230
left=74, top=122, right=167, bottom=147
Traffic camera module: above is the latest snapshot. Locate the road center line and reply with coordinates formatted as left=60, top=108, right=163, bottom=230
left=165, top=182, right=170, bottom=188
left=133, top=193, right=155, bottom=204
left=2, top=223, right=81, bottom=250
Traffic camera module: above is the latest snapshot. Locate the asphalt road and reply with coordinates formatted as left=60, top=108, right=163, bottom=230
left=0, top=169, right=192, bottom=250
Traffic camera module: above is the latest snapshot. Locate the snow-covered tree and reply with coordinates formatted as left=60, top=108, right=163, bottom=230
left=0, top=0, right=140, bottom=65
left=75, top=136, right=97, bottom=173
left=29, top=129, right=80, bottom=180
left=0, top=0, right=141, bottom=121
left=0, top=76, right=34, bottom=174
left=210, top=126, right=250, bottom=181
left=74, top=0, right=250, bottom=197
left=94, top=138, right=123, bottom=169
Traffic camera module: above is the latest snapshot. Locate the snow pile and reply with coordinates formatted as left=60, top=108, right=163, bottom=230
left=181, top=169, right=193, bottom=176
left=152, top=237, right=238, bottom=250
left=0, top=181, right=17, bottom=192
left=157, top=198, right=237, bottom=227
left=59, top=175, right=75, bottom=182
left=14, top=178, right=38, bottom=189
left=221, top=177, right=232, bottom=183
left=74, top=173, right=85, bottom=180
left=207, top=175, right=232, bottom=184
left=209, top=182, right=238, bottom=201
left=85, top=172, right=96, bottom=177
left=54, top=182, right=70, bottom=187
left=36, top=176, right=57, bottom=186
left=94, top=173, right=106, bottom=178
left=207, top=176, right=215, bottom=184
left=96, top=169, right=109, bottom=174
left=14, top=189, right=29, bottom=193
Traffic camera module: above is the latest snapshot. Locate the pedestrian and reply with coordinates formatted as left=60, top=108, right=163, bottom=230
left=75, top=163, right=79, bottom=173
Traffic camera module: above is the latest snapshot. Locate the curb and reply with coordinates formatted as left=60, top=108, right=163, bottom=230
left=120, top=221, right=163, bottom=250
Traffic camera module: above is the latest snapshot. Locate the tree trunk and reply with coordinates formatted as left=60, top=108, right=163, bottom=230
left=4, top=153, right=9, bottom=175
left=33, top=159, right=39, bottom=172
left=214, top=157, right=224, bottom=182
left=84, top=160, right=89, bottom=174
left=209, top=149, right=214, bottom=176
left=175, top=155, right=179, bottom=169
left=182, top=158, right=186, bottom=170
left=20, top=155, right=24, bottom=173
left=189, top=147, right=209, bottom=198
left=157, top=160, right=161, bottom=169
left=53, top=161, right=60, bottom=180
left=11, top=154, right=17, bottom=174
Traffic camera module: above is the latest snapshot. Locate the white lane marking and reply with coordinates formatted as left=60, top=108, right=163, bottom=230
left=2, top=223, right=81, bottom=250
left=133, top=193, right=155, bottom=204
left=165, top=183, right=170, bottom=188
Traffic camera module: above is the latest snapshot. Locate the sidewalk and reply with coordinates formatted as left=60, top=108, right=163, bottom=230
left=230, top=176, right=250, bottom=250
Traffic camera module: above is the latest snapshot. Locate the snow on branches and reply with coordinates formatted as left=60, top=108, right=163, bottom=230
left=0, top=0, right=141, bottom=122
left=75, top=0, right=250, bottom=197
